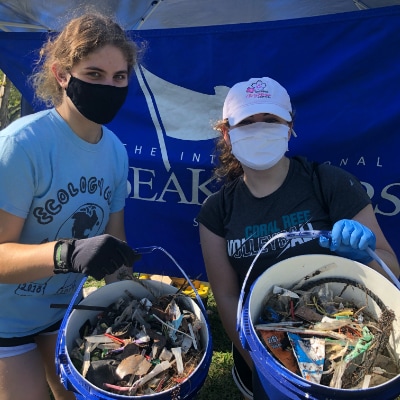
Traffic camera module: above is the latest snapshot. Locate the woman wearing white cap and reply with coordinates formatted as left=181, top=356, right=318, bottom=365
left=196, top=77, right=399, bottom=399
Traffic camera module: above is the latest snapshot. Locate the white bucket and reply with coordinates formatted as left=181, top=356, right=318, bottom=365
left=239, top=254, right=400, bottom=400
left=56, top=278, right=212, bottom=399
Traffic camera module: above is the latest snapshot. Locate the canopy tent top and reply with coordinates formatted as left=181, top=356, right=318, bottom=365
left=1, top=0, right=400, bottom=32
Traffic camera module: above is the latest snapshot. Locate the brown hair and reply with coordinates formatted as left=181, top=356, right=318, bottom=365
left=212, top=119, right=244, bottom=182
left=30, top=12, right=141, bottom=107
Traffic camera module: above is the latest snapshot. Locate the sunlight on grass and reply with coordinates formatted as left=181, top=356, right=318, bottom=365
left=196, top=350, right=243, bottom=400
left=195, top=292, right=243, bottom=400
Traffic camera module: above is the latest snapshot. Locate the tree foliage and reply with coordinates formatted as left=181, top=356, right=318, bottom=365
left=0, top=70, right=21, bottom=129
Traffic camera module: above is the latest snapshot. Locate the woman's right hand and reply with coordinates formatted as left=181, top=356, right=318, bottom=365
left=53, top=234, right=141, bottom=280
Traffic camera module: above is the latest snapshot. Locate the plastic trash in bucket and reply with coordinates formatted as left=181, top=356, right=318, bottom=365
left=237, top=231, right=400, bottom=400
left=55, top=246, right=212, bottom=400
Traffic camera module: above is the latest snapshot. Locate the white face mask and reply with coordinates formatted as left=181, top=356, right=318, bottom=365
left=229, top=122, right=289, bottom=170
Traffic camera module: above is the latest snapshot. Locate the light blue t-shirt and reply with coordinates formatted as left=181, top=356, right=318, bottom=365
left=0, top=108, right=129, bottom=337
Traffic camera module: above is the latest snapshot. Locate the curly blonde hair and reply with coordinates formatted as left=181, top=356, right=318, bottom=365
left=30, top=12, right=141, bottom=107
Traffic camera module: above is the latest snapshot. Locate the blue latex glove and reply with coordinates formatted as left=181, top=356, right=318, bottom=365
left=319, top=219, right=376, bottom=264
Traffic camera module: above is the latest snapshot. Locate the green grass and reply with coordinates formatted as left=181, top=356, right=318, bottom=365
left=195, top=292, right=243, bottom=400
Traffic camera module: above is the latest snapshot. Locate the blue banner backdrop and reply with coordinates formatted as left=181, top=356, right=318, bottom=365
left=0, top=6, right=399, bottom=279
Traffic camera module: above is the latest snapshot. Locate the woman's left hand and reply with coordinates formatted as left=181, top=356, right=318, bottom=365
left=319, top=219, right=376, bottom=264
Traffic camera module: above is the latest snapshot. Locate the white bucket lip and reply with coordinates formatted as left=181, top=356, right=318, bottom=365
left=59, top=279, right=212, bottom=399
left=243, top=254, right=400, bottom=393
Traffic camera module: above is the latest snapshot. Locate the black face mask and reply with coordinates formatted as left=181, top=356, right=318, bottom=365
left=66, top=75, right=128, bottom=124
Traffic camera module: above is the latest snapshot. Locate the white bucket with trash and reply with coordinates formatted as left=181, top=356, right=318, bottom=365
left=55, top=246, right=212, bottom=400
left=238, top=253, right=400, bottom=400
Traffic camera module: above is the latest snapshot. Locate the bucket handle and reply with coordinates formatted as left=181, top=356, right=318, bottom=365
left=236, top=229, right=400, bottom=333
left=55, top=276, right=87, bottom=374
left=134, top=246, right=209, bottom=321
left=366, top=247, right=400, bottom=290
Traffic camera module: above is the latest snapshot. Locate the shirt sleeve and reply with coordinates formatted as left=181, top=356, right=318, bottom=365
left=0, top=136, right=35, bottom=218
left=196, top=189, right=226, bottom=237
left=317, top=163, right=372, bottom=221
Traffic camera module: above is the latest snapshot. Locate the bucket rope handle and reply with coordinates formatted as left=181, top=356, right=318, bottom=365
left=236, top=230, right=400, bottom=333
left=134, top=245, right=209, bottom=320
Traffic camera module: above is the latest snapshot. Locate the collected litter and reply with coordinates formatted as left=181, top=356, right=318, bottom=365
left=68, top=280, right=205, bottom=396
left=256, top=271, right=399, bottom=390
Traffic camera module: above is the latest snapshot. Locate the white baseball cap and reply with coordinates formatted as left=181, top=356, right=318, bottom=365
left=223, top=77, right=292, bottom=126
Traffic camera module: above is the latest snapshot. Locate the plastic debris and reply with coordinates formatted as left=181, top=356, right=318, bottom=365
left=287, top=333, right=325, bottom=384
left=258, top=330, right=300, bottom=374
left=69, top=288, right=205, bottom=396
left=255, top=277, right=399, bottom=389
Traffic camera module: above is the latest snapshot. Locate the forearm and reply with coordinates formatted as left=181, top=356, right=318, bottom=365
left=0, top=241, right=57, bottom=284
left=215, top=294, right=253, bottom=370
left=367, top=248, right=400, bottom=280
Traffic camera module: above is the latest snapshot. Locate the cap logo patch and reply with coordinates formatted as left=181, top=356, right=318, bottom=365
left=246, top=79, right=271, bottom=99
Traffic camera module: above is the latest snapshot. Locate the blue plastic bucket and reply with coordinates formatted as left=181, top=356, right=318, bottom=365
left=56, top=247, right=212, bottom=400
left=239, top=254, right=400, bottom=400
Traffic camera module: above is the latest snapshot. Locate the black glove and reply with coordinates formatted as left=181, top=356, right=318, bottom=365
left=53, top=234, right=141, bottom=280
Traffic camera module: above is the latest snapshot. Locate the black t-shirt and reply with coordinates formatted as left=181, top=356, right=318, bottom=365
left=197, top=157, right=371, bottom=290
